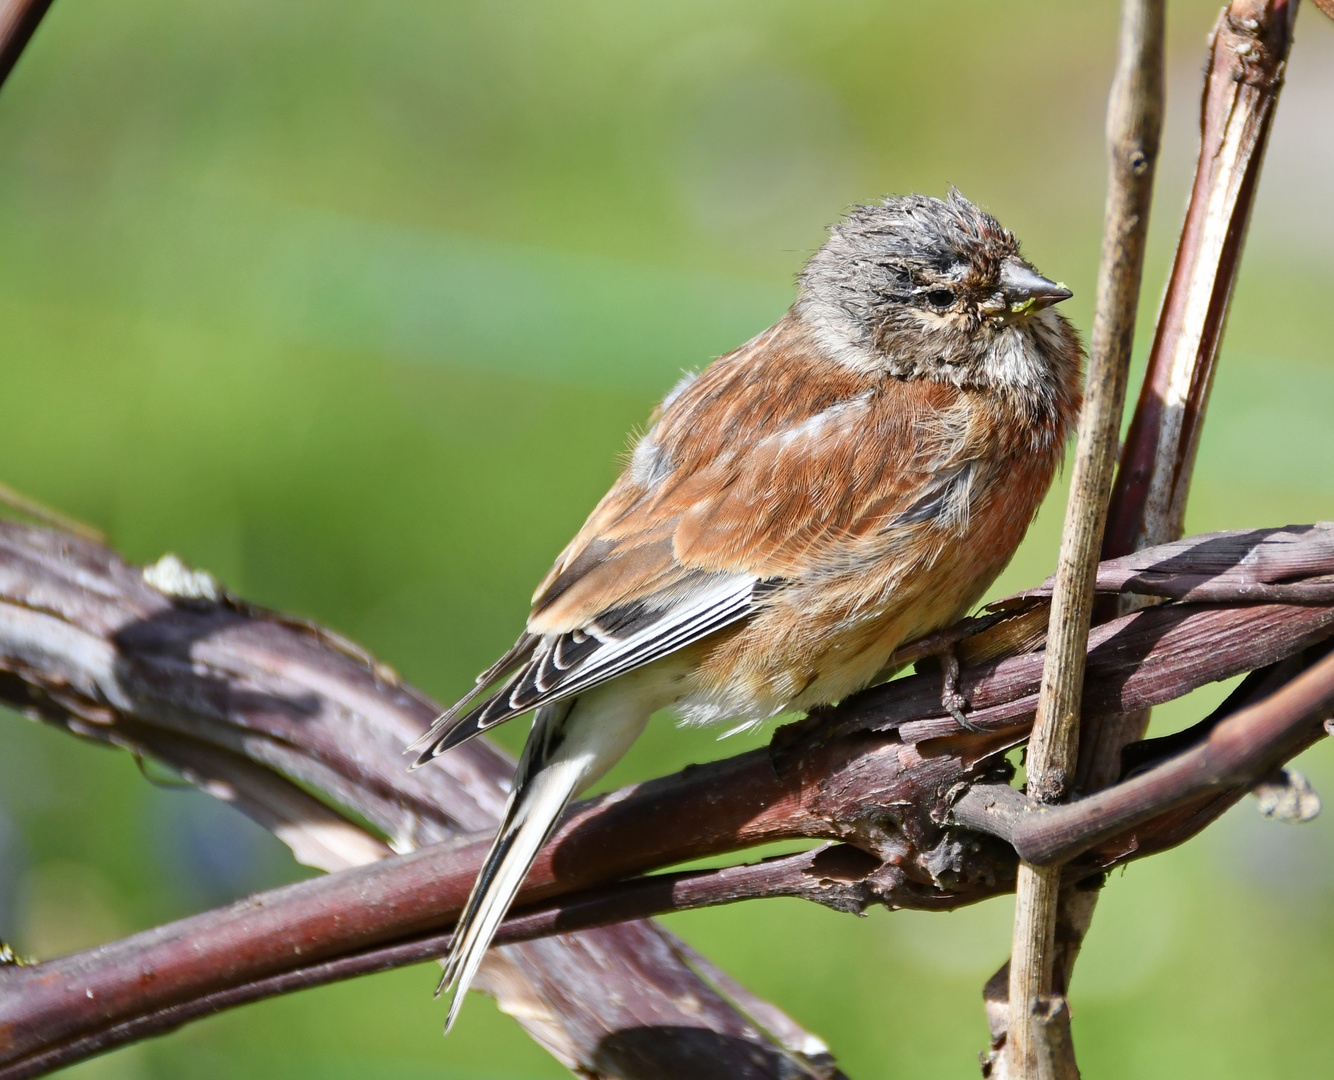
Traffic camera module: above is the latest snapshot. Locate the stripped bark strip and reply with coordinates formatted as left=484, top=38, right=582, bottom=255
left=0, top=481, right=105, bottom=543
left=1105, top=0, right=1301, bottom=557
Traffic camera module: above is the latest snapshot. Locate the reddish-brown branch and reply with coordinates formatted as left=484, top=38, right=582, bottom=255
left=0, top=523, right=1331, bottom=1075
left=1105, top=0, right=1300, bottom=559
left=952, top=645, right=1334, bottom=864
left=10, top=834, right=881, bottom=1076
left=2, top=634, right=1326, bottom=1079
left=0, top=846, right=900, bottom=1080
left=14, top=639, right=1331, bottom=1080
left=0, top=523, right=842, bottom=1080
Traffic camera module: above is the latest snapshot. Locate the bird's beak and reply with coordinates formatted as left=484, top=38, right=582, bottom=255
left=999, top=257, right=1072, bottom=315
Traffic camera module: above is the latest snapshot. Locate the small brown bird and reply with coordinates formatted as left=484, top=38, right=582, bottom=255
left=410, top=189, right=1083, bottom=1029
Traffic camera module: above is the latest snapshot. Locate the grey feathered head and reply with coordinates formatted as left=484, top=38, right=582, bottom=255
left=795, top=189, right=1073, bottom=388
left=803, top=189, right=1015, bottom=304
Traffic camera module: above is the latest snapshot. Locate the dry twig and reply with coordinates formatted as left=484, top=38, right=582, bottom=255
left=1004, top=1, right=1164, bottom=1074
left=0, top=481, right=104, bottom=543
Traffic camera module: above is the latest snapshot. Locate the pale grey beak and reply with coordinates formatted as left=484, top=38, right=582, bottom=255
left=999, top=257, right=1072, bottom=311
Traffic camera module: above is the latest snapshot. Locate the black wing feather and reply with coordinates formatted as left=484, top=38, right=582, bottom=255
left=410, top=573, right=768, bottom=766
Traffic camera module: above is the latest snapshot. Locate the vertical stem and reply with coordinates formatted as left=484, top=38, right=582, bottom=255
left=1055, top=0, right=1301, bottom=1007
left=1104, top=0, right=1300, bottom=559
left=1005, top=1, right=1164, bottom=1075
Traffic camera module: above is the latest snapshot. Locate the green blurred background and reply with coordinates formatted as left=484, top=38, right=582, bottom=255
left=1, top=1, right=1331, bottom=1076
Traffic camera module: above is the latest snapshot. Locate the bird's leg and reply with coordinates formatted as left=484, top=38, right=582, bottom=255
left=938, top=647, right=986, bottom=734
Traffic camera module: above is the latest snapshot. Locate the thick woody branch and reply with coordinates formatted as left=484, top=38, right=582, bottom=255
left=0, top=523, right=842, bottom=1080
left=0, top=638, right=1327, bottom=1080
left=0, top=845, right=900, bottom=1080
left=1007, top=2, right=1164, bottom=1071
left=950, top=646, right=1334, bottom=865
left=0, top=523, right=1331, bottom=1075
left=17, top=638, right=1332, bottom=1080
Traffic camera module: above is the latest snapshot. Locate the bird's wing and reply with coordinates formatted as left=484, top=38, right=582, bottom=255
left=409, top=565, right=764, bottom=765
left=412, top=318, right=983, bottom=765
left=406, top=631, right=541, bottom=757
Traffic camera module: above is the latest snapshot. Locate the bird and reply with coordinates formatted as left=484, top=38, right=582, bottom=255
left=408, top=188, right=1083, bottom=1030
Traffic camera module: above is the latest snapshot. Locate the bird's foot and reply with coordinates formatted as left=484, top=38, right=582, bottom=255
left=939, top=648, right=986, bottom=733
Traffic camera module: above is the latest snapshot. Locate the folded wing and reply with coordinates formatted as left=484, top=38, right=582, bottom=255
left=409, top=567, right=763, bottom=765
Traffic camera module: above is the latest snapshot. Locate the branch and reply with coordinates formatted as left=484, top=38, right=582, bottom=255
left=1008, top=2, right=1164, bottom=1071
left=1105, top=0, right=1303, bottom=558
left=1031, top=3, right=1306, bottom=1061
left=0, top=524, right=844, bottom=1080
left=1013, top=525, right=1334, bottom=605
left=0, top=481, right=104, bottom=543
left=1080, top=0, right=1303, bottom=800
left=951, top=646, right=1334, bottom=865
left=1080, top=0, right=1303, bottom=798
left=18, top=633, right=1334, bottom=1080
left=0, top=523, right=1331, bottom=1075
left=0, top=846, right=890, bottom=1080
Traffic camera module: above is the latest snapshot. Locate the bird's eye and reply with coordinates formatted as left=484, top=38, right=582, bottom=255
left=924, top=288, right=956, bottom=309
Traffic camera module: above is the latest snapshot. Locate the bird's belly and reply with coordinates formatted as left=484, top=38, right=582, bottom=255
left=680, top=581, right=957, bottom=724
left=677, top=461, right=1051, bottom=725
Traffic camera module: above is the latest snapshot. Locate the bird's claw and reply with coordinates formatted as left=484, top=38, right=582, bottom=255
left=939, top=649, right=986, bottom=734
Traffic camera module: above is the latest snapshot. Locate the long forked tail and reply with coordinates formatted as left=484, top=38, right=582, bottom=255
left=437, top=671, right=658, bottom=1032
left=439, top=699, right=586, bottom=1032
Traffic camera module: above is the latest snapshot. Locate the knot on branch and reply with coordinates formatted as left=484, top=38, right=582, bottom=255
left=1222, top=2, right=1295, bottom=88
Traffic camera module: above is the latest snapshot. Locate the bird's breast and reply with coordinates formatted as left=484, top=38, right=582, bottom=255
left=684, top=429, right=1063, bottom=721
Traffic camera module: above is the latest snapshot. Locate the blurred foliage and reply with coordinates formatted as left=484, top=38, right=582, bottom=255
left=0, top=1, right=1331, bottom=1077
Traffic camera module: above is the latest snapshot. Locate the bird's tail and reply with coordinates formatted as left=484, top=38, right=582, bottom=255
left=438, top=699, right=585, bottom=1033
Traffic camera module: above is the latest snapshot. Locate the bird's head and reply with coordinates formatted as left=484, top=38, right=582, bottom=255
left=796, top=189, right=1078, bottom=396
